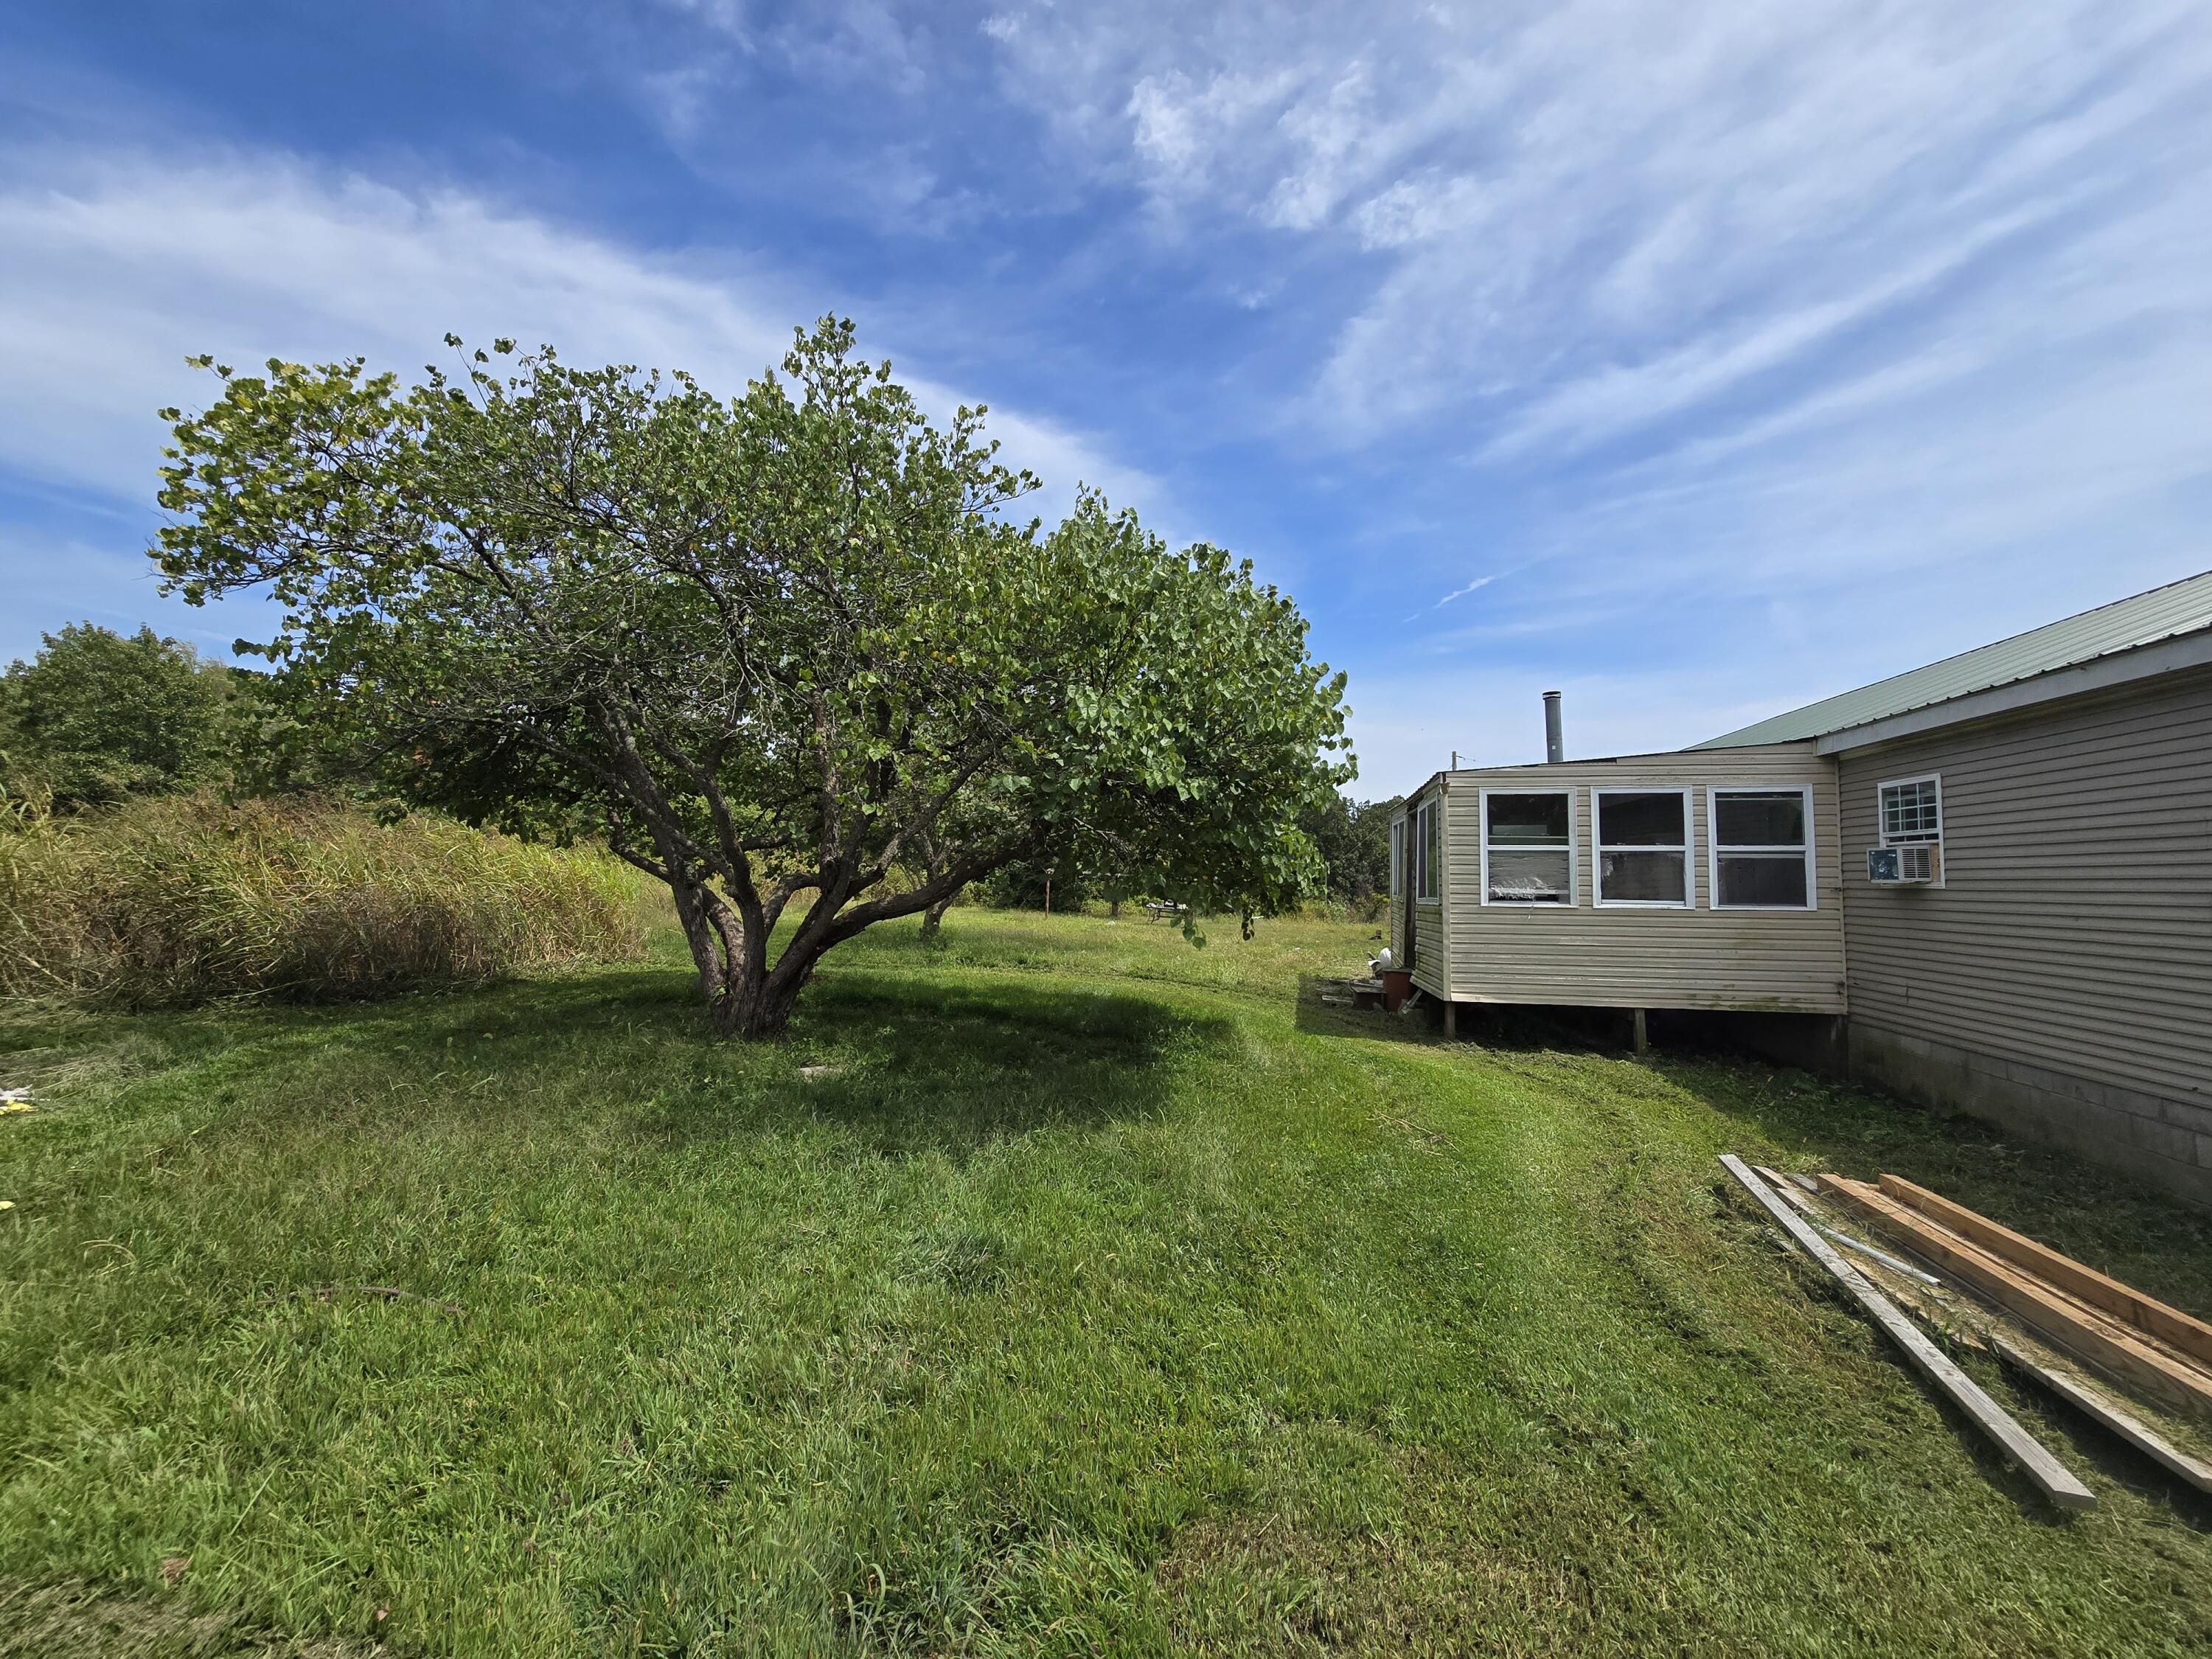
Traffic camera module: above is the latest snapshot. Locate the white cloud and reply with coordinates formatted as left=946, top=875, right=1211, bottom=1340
left=975, top=1, right=2212, bottom=451
left=1124, top=66, right=1301, bottom=215
left=0, top=140, right=1156, bottom=527
left=1403, top=574, right=1495, bottom=621
left=1476, top=196, right=2070, bottom=462
left=974, top=0, right=2212, bottom=775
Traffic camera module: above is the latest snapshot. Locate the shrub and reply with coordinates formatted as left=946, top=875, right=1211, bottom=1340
left=0, top=796, right=644, bottom=1008
left=0, top=623, right=237, bottom=810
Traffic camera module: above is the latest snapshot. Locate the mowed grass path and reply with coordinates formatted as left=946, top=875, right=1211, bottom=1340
left=3, top=910, right=2210, bottom=1656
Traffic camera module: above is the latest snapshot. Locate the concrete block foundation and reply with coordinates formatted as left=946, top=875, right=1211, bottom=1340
left=1847, top=1023, right=2210, bottom=1207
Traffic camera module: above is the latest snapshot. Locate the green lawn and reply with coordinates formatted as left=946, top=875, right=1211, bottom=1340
left=3, top=908, right=2209, bottom=1657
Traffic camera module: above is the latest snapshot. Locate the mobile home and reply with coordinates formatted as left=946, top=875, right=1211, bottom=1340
left=1390, top=571, right=2212, bottom=1203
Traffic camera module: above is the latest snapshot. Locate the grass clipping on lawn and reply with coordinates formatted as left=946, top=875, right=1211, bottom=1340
left=0, top=795, right=644, bottom=1007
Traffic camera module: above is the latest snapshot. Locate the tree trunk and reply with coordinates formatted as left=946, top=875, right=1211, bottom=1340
left=670, top=860, right=981, bottom=1038
left=708, top=966, right=806, bottom=1039
left=668, top=874, right=731, bottom=1006
left=695, top=888, right=841, bottom=1040
left=668, top=870, right=800, bottom=1038
left=919, top=889, right=955, bottom=942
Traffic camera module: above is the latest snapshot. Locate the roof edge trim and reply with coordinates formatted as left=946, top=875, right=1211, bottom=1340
left=1812, top=629, right=2212, bottom=755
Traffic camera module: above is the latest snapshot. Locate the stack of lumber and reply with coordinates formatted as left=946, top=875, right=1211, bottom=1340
left=1817, top=1172, right=2212, bottom=1423
left=1720, top=1155, right=2212, bottom=1510
left=1719, top=1155, right=2096, bottom=1510
left=1315, top=976, right=1387, bottom=1010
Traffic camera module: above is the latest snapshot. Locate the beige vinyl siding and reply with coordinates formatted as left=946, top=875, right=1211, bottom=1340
left=1384, top=882, right=1447, bottom=994
left=1385, top=792, right=1451, bottom=998
left=1388, top=812, right=1408, bottom=966
left=1837, top=666, right=2212, bottom=1110
left=1411, top=895, right=1448, bottom=998
left=1439, top=744, right=1846, bottom=1012
left=1413, top=787, right=1450, bottom=998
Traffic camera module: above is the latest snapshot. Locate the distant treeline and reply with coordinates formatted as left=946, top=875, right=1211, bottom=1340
left=1, top=622, right=1394, bottom=941
left=978, top=791, right=1398, bottom=917
left=1300, top=792, right=1399, bottom=905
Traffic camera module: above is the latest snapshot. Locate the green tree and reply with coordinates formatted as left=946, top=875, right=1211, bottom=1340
left=1300, top=793, right=1399, bottom=904
left=0, top=623, right=234, bottom=810
left=153, top=321, right=1352, bottom=1036
left=981, top=854, right=1092, bottom=914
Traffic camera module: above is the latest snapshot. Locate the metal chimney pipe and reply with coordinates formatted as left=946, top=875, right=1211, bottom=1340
left=1543, top=690, right=1565, bottom=763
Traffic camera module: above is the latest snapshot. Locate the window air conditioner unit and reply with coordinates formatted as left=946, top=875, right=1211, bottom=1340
left=1867, top=845, right=1939, bottom=885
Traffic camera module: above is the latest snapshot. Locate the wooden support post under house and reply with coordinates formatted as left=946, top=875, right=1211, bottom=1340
left=1631, top=1008, right=1649, bottom=1056
left=1444, top=1001, right=1458, bottom=1040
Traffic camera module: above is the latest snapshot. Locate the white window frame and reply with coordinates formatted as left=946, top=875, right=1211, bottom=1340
left=1877, top=773, right=1946, bottom=887
left=1591, top=787, right=1694, bottom=909
left=1478, top=787, right=1576, bottom=908
left=1388, top=814, right=1406, bottom=899
left=1707, top=785, right=1818, bottom=911
left=1413, top=796, right=1441, bottom=904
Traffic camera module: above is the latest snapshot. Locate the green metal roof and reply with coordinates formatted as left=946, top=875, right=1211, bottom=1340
left=1692, top=568, right=2212, bottom=749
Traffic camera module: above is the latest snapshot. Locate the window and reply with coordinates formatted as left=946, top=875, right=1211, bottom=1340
left=1595, top=790, right=1691, bottom=906
left=1388, top=815, right=1406, bottom=898
left=1414, top=798, right=1441, bottom=901
left=1874, top=773, right=1944, bottom=886
left=1710, top=787, right=1814, bottom=909
left=1482, top=790, right=1573, bottom=905
left=1879, top=776, right=1943, bottom=844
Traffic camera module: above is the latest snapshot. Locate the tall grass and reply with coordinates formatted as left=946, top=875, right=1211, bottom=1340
left=0, top=796, right=644, bottom=1007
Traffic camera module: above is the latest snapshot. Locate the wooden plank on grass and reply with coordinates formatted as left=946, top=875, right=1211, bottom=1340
left=1876, top=1173, right=2212, bottom=1371
left=1755, top=1166, right=1941, bottom=1284
left=1719, top=1155, right=2094, bottom=1511
left=1752, top=1168, right=1929, bottom=1283
left=1992, top=1340, right=2212, bottom=1495
left=1821, top=1177, right=2212, bottom=1419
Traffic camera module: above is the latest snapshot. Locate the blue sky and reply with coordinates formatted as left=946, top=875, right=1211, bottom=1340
left=4, top=1, right=2209, bottom=795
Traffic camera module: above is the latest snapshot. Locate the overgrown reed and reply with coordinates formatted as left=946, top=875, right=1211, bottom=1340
left=0, top=796, right=644, bottom=1007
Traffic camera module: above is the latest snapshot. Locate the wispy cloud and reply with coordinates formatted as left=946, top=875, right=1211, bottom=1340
left=0, top=140, right=1157, bottom=523
left=6, top=4, right=2211, bottom=798
left=1404, top=573, right=1495, bottom=622
left=973, top=2, right=2212, bottom=453
left=967, top=0, right=2212, bottom=789
left=0, top=133, right=1169, bottom=667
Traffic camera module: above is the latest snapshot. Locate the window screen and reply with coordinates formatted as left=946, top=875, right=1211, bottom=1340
left=1596, top=790, right=1688, bottom=905
left=1713, top=787, right=1812, bottom=909
left=1389, top=817, right=1405, bottom=897
left=1879, top=778, right=1941, bottom=844
left=1484, top=792, right=1571, bottom=904
left=1416, top=800, right=1441, bottom=900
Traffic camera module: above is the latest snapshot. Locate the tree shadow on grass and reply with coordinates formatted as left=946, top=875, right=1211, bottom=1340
left=692, top=971, right=1234, bottom=1159
left=347, top=959, right=1239, bottom=1164
left=1290, top=973, right=1433, bottom=1047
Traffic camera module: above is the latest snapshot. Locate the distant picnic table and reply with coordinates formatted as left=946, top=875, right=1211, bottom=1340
left=1144, top=900, right=1189, bottom=922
